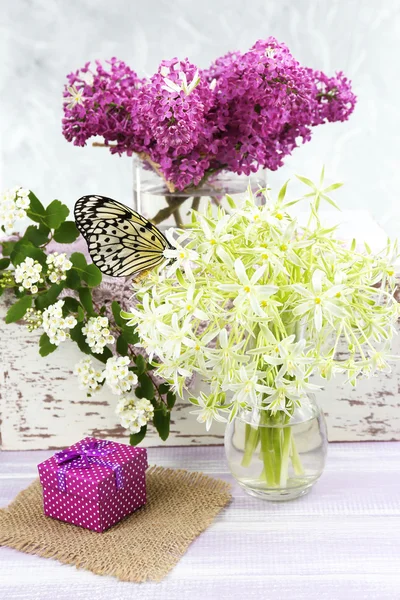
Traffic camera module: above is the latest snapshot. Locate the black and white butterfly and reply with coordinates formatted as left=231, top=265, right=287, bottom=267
left=74, top=195, right=173, bottom=279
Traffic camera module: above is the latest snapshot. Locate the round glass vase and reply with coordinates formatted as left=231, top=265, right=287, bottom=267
left=132, top=155, right=268, bottom=230
left=224, top=396, right=328, bottom=502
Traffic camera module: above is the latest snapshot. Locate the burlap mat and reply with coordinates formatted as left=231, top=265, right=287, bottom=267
left=0, top=466, right=231, bottom=582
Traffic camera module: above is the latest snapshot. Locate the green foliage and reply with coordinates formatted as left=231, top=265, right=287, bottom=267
left=64, top=268, right=81, bottom=290
left=123, top=325, right=139, bottom=344
left=45, top=200, right=70, bottom=229
left=25, top=224, right=50, bottom=246
left=27, top=192, right=46, bottom=225
left=111, top=301, right=125, bottom=327
left=153, top=408, right=170, bottom=441
left=137, top=373, right=154, bottom=400
left=39, top=332, right=57, bottom=357
left=69, top=322, right=91, bottom=355
left=129, top=425, right=147, bottom=446
left=135, top=353, right=146, bottom=375
left=5, top=295, right=32, bottom=323
left=158, top=383, right=170, bottom=395
left=10, top=240, right=47, bottom=266
left=53, top=221, right=79, bottom=243
left=116, top=334, right=129, bottom=356
left=78, top=287, right=96, bottom=317
left=70, top=253, right=102, bottom=287
left=35, top=283, right=64, bottom=310
left=62, top=296, right=81, bottom=314
left=0, top=257, right=10, bottom=270
left=1, top=241, right=15, bottom=256
left=166, top=391, right=176, bottom=409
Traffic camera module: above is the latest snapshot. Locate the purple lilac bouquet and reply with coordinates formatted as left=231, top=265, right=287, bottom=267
left=62, top=37, right=356, bottom=194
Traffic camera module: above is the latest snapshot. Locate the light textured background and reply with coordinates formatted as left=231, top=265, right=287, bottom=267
left=1, top=0, right=400, bottom=235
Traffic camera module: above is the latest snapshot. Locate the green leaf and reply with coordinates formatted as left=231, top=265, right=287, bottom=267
left=123, top=325, right=139, bottom=344
left=111, top=301, right=125, bottom=327
left=69, top=323, right=91, bottom=355
left=70, top=253, right=102, bottom=287
left=159, top=383, right=170, bottom=395
left=78, top=287, right=96, bottom=317
left=62, top=296, right=81, bottom=314
left=135, top=354, right=146, bottom=375
left=77, top=306, right=85, bottom=321
left=277, top=180, right=290, bottom=203
left=129, top=425, right=147, bottom=446
left=296, top=175, right=317, bottom=189
left=35, top=283, right=64, bottom=310
left=166, top=391, right=176, bottom=409
left=27, top=191, right=46, bottom=224
left=39, top=332, right=57, bottom=357
left=10, top=241, right=47, bottom=266
left=137, top=373, right=154, bottom=400
left=24, top=224, right=50, bottom=246
left=1, top=241, right=15, bottom=256
left=0, top=257, right=10, bottom=270
left=5, top=295, right=32, bottom=323
left=116, top=334, right=129, bottom=356
left=153, top=409, right=170, bottom=441
left=65, top=268, right=81, bottom=290
left=323, top=182, right=343, bottom=193
left=319, top=165, right=325, bottom=186
left=134, top=387, right=144, bottom=399
left=84, top=264, right=102, bottom=287
left=320, top=193, right=341, bottom=211
left=53, top=221, right=80, bottom=243
left=45, top=200, right=70, bottom=229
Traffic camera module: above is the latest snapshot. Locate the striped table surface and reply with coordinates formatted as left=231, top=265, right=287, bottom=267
left=1, top=443, right=399, bottom=600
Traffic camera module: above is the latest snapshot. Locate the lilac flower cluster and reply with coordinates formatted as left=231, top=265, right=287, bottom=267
left=62, top=37, right=356, bottom=191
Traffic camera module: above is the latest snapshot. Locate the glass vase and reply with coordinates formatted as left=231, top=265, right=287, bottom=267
left=224, top=396, right=327, bottom=502
left=132, top=155, right=268, bottom=229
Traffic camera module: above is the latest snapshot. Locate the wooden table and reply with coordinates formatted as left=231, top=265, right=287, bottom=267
left=1, top=443, right=399, bottom=599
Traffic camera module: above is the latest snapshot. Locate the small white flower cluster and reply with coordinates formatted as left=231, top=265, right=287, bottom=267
left=82, top=316, right=114, bottom=354
left=0, top=186, right=30, bottom=233
left=74, top=358, right=103, bottom=394
left=42, top=300, right=77, bottom=345
left=14, top=257, right=43, bottom=293
left=115, top=395, right=154, bottom=434
left=103, top=356, right=138, bottom=395
left=46, top=252, right=72, bottom=284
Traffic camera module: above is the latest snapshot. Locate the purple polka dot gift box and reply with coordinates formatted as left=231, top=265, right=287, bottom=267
left=37, top=437, right=148, bottom=532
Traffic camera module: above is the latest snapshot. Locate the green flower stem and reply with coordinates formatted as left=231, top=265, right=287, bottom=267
left=241, top=408, right=305, bottom=488
left=259, top=424, right=277, bottom=487
left=241, top=424, right=260, bottom=467
left=290, top=435, right=305, bottom=476
left=280, top=426, right=292, bottom=487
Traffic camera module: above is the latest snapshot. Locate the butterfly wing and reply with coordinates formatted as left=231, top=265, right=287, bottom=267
left=74, top=195, right=170, bottom=278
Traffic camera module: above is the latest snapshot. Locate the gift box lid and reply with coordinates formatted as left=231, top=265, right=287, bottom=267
left=38, top=437, right=148, bottom=502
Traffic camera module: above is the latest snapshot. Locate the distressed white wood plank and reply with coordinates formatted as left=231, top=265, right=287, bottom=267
left=1, top=444, right=400, bottom=599
left=2, top=300, right=400, bottom=449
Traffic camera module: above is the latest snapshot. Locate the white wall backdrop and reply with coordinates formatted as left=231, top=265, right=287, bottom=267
left=1, top=0, right=399, bottom=235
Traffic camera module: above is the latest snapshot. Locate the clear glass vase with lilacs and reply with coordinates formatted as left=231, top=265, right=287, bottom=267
left=62, top=37, right=356, bottom=228
left=123, top=173, right=399, bottom=501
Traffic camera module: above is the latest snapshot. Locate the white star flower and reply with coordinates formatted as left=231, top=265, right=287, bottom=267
left=292, top=269, right=347, bottom=331
left=219, top=259, right=278, bottom=316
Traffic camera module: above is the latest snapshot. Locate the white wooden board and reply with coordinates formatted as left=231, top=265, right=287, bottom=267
left=1, top=444, right=400, bottom=599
